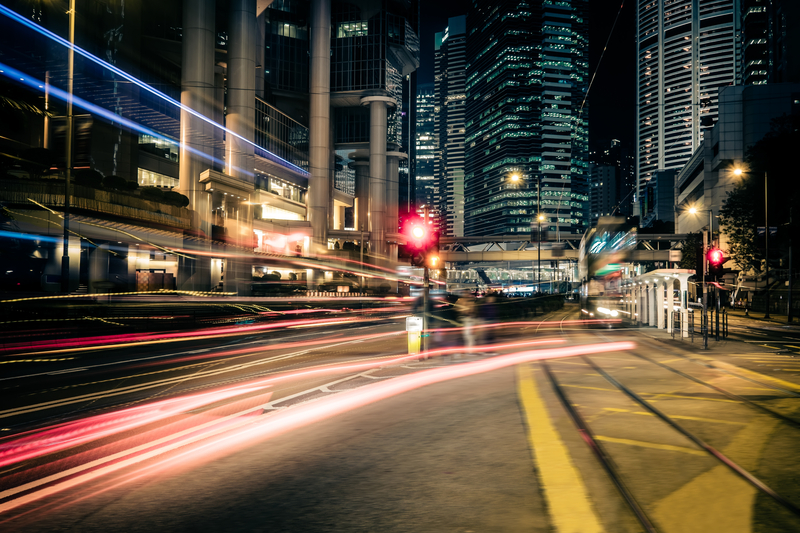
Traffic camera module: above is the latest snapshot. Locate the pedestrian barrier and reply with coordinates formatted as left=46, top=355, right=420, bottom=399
left=722, top=308, right=729, bottom=338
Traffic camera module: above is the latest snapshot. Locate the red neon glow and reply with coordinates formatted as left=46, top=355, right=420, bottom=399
left=0, top=341, right=634, bottom=514
left=0, top=385, right=269, bottom=469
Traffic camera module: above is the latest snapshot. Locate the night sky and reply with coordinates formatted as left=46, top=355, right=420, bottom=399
left=417, top=0, right=636, bottom=150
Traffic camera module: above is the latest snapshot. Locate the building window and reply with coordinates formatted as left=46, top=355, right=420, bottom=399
left=138, top=168, right=178, bottom=188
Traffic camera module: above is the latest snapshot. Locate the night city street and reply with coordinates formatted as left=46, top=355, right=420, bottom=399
left=2, top=0, right=800, bottom=531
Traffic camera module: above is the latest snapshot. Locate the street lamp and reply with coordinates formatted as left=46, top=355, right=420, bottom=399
left=734, top=167, right=770, bottom=318
left=538, top=213, right=544, bottom=294
left=688, top=206, right=713, bottom=349
left=60, top=0, right=76, bottom=293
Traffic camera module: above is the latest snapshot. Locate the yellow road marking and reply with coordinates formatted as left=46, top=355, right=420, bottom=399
left=652, top=417, right=779, bottom=532
left=786, top=345, right=800, bottom=350
left=517, top=365, right=604, bottom=533
left=709, top=360, right=800, bottom=393
left=601, top=408, right=745, bottom=425
left=594, top=435, right=706, bottom=456
left=561, top=384, right=619, bottom=392
left=639, top=392, right=737, bottom=403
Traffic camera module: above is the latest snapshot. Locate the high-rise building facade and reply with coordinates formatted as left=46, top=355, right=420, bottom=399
left=0, top=0, right=418, bottom=294
left=415, top=82, right=437, bottom=211
left=635, top=0, right=740, bottom=212
left=740, top=0, right=800, bottom=85
left=434, top=15, right=466, bottom=236
left=465, top=0, right=589, bottom=237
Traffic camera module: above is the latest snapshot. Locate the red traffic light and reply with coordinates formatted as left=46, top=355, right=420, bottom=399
left=403, top=218, right=430, bottom=250
left=707, top=248, right=724, bottom=265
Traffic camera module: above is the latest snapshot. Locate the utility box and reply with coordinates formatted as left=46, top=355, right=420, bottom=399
left=406, top=316, right=423, bottom=354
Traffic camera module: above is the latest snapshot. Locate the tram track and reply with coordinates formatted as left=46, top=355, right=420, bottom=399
left=535, top=321, right=800, bottom=532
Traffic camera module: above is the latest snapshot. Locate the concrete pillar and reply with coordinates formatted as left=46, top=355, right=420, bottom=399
left=226, top=0, right=256, bottom=295
left=649, top=284, right=658, bottom=327
left=349, top=150, right=370, bottom=234
left=680, top=277, right=689, bottom=338
left=42, top=234, right=80, bottom=292
left=657, top=281, right=666, bottom=330
left=213, top=68, right=226, bottom=172
left=309, top=0, right=331, bottom=251
left=361, top=95, right=395, bottom=259
left=179, top=0, right=215, bottom=233
left=386, top=151, right=405, bottom=266
left=178, top=0, right=214, bottom=290
left=88, top=244, right=110, bottom=294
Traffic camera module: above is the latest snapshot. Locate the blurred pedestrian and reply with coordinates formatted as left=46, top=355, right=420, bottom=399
left=457, top=295, right=477, bottom=356
left=478, top=290, right=498, bottom=345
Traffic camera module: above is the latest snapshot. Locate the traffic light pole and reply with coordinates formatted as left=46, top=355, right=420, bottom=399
left=702, top=213, right=709, bottom=350
left=764, top=172, right=771, bottom=319
left=422, top=265, right=429, bottom=357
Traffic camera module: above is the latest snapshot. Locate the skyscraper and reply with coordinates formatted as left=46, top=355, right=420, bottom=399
left=434, top=15, right=467, bottom=236
left=415, top=82, right=437, bottom=211
left=635, top=0, right=740, bottom=213
left=740, top=0, right=800, bottom=85
left=464, top=0, right=589, bottom=237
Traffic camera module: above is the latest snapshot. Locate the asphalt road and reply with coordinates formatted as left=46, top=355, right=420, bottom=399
left=2, top=303, right=800, bottom=532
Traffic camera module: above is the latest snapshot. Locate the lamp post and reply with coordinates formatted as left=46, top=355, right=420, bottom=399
left=689, top=206, right=713, bottom=349
left=60, top=0, right=76, bottom=293
left=764, top=171, right=771, bottom=318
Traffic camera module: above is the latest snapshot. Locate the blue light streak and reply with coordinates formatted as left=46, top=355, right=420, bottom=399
left=0, top=230, right=61, bottom=244
left=0, top=62, right=226, bottom=171
left=0, top=5, right=309, bottom=177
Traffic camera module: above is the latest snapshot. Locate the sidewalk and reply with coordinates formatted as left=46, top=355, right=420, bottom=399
left=724, top=308, right=800, bottom=328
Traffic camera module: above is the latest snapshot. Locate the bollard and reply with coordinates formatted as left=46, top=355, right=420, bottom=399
left=406, top=316, right=423, bottom=355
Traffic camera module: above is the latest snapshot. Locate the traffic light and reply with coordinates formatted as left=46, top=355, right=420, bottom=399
left=424, top=230, right=440, bottom=268
left=400, top=218, right=439, bottom=268
left=707, top=247, right=725, bottom=280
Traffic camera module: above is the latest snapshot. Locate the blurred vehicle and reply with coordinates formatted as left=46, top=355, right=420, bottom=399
left=578, top=216, right=636, bottom=325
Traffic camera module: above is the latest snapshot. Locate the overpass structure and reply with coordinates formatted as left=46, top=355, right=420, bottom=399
left=438, top=234, right=687, bottom=264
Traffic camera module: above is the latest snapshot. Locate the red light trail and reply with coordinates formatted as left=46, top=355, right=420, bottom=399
left=0, top=340, right=635, bottom=515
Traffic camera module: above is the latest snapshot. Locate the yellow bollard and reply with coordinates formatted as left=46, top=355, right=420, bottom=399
left=406, top=316, right=423, bottom=354
left=407, top=331, right=421, bottom=354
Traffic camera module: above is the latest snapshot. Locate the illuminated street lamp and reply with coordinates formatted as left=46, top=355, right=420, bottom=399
left=61, top=0, right=76, bottom=293
left=734, top=167, right=771, bottom=318
left=538, top=213, right=544, bottom=294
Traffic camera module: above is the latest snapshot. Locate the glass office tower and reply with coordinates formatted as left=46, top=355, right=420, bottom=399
left=415, top=82, right=437, bottom=211
left=434, top=15, right=467, bottom=237
left=465, top=0, right=589, bottom=237
left=635, top=0, right=740, bottom=212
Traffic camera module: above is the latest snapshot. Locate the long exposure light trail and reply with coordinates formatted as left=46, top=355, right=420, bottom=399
left=1, top=339, right=568, bottom=483
left=0, top=5, right=308, bottom=176
left=0, top=314, right=396, bottom=358
left=0, top=386, right=270, bottom=468
left=0, top=341, right=635, bottom=515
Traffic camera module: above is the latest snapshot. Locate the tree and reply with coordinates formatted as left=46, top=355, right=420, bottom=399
left=720, top=113, right=800, bottom=272
left=74, top=169, right=104, bottom=188
left=719, top=176, right=760, bottom=272
left=679, top=232, right=702, bottom=270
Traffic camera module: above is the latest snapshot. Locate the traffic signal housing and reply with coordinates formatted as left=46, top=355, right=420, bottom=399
left=707, top=247, right=726, bottom=281
left=400, top=218, right=439, bottom=268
